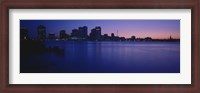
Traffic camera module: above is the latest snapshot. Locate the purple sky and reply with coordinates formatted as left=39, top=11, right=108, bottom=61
left=20, top=20, right=180, bottom=39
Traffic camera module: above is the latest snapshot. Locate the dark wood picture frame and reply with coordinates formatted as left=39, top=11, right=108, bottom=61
left=0, top=0, right=199, bottom=93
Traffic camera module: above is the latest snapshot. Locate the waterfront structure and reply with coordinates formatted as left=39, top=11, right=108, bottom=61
left=37, top=25, right=46, bottom=40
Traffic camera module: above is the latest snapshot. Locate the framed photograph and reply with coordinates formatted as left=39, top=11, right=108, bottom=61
left=1, top=0, right=199, bottom=93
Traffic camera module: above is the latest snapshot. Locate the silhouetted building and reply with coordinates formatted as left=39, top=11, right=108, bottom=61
left=60, top=30, right=69, bottom=40
left=103, top=34, right=108, bottom=37
left=71, top=29, right=79, bottom=38
left=60, top=30, right=66, bottom=39
left=144, top=37, right=152, bottom=41
left=169, top=35, right=173, bottom=40
left=110, top=33, right=121, bottom=41
left=20, top=28, right=29, bottom=40
left=37, top=25, right=46, bottom=40
left=115, top=36, right=120, bottom=41
left=78, top=26, right=88, bottom=39
left=102, top=34, right=110, bottom=41
left=131, top=36, right=136, bottom=41
left=119, top=37, right=126, bottom=41
left=136, top=38, right=144, bottom=41
left=71, top=26, right=88, bottom=40
left=111, top=33, right=115, bottom=41
left=48, top=33, right=56, bottom=40
left=111, top=33, right=115, bottom=38
left=89, top=26, right=101, bottom=41
left=90, top=29, right=96, bottom=40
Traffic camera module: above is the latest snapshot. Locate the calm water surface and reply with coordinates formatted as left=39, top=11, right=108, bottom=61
left=21, top=41, right=180, bottom=73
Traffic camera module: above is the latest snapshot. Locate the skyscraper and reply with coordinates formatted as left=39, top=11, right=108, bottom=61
left=89, top=26, right=101, bottom=41
left=78, top=27, right=83, bottom=38
left=71, top=26, right=88, bottom=40
left=71, top=29, right=79, bottom=39
left=60, top=30, right=69, bottom=40
left=94, top=26, right=101, bottom=40
left=37, top=25, right=46, bottom=40
left=83, top=26, right=88, bottom=39
left=111, top=33, right=115, bottom=41
left=78, top=26, right=88, bottom=39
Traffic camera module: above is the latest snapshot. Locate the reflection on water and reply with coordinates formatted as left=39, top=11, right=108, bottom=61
left=20, top=41, right=180, bottom=73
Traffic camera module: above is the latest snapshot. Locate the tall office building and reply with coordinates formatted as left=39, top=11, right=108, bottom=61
left=60, top=30, right=68, bottom=40
left=71, top=29, right=79, bottom=38
left=83, top=26, right=88, bottom=39
left=37, top=25, right=46, bottom=40
left=89, top=26, right=101, bottom=41
left=71, top=26, right=88, bottom=40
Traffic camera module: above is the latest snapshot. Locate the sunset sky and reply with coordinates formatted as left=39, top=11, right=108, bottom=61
left=20, top=20, right=180, bottom=39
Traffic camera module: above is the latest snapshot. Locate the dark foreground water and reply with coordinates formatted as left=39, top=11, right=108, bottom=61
left=20, top=41, right=180, bottom=73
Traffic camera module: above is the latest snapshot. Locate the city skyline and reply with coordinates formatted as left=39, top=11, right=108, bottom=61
left=20, top=20, right=180, bottom=39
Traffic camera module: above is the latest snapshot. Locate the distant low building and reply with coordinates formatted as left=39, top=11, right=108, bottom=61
left=130, top=36, right=136, bottom=41
left=48, top=33, right=56, bottom=40
left=119, top=37, right=126, bottom=41
left=136, top=38, right=144, bottom=41
left=102, top=34, right=110, bottom=41
left=144, top=37, right=152, bottom=41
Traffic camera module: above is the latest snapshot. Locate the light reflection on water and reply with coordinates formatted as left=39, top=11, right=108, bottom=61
left=21, top=41, right=180, bottom=73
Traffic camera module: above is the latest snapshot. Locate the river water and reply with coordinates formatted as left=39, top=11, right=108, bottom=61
left=20, top=41, right=180, bottom=73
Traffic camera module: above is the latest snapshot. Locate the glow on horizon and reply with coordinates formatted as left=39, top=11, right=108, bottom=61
left=117, top=30, right=180, bottom=39
left=20, top=20, right=180, bottom=39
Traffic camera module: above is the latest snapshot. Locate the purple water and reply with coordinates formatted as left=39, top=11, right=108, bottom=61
left=21, top=41, right=180, bottom=73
